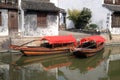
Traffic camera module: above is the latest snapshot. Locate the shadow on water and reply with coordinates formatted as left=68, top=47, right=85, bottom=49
left=69, top=50, right=105, bottom=72
left=0, top=45, right=120, bottom=80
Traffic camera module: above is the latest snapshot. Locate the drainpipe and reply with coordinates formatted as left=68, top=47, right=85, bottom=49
left=18, top=0, right=24, bottom=37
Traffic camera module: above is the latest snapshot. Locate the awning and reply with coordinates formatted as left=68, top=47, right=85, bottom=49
left=41, top=35, right=77, bottom=46
left=80, top=35, right=105, bottom=45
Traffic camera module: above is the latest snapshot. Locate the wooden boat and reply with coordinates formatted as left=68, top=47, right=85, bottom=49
left=73, top=35, right=105, bottom=57
left=10, top=35, right=77, bottom=56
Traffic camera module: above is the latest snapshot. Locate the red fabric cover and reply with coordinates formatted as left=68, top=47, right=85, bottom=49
left=42, top=35, right=77, bottom=46
left=80, top=35, right=105, bottom=45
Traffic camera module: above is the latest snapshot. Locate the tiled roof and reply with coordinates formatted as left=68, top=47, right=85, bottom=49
left=0, top=3, right=18, bottom=9
left=59, top=8, right=66, bottom=14
left=103, top=4, right=120, bottom=12
left=22, top=1, right=60, bottom=12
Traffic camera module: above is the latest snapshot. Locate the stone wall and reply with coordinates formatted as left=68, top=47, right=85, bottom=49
left=0, top=37, right=10, bottom=51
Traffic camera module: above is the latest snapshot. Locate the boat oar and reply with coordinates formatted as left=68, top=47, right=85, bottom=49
left=20, top=39, right=39, bottom=46
left=10, top=39, right=40, bottom=50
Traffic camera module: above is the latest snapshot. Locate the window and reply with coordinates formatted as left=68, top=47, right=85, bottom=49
left=0, top=0, right=18, bottom=4
left=0, top=12, right=1, bottom=26
left=104, top=0, right=120, bottom=4
left=0, top=0, right=5, bottom=3
left=112, top=12, right=120, bottom=28
left=104, top=0, right=113, bottom=4
left=37, top=13, right=47, bottom=27
left=115, top=0, right=120, bottom=5
left=6, top=0, right=17, bottom=4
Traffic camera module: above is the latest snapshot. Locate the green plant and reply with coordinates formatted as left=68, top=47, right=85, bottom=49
left=67, top=9, right=80, bottom=28
left=89, top=24, right=98, bottom=30
left=77, top=8, right=92, bottom=29
left=67, top=8, right=92, bottom=29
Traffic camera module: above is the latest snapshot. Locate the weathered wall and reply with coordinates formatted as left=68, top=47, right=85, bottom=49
left=0, top=37, right=10, bottom=51
left=24, top=13, right=58, bottom=37
left=0, top=10, right=8, bottom=36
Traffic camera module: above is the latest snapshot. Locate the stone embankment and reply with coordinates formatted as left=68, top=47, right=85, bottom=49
left=0, top=30, right=120, bottom=52
left=59, top=30, right=120, bottom=45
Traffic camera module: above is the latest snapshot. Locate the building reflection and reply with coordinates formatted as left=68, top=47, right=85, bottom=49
left=0, top=53, right=10, bottom=80
left=105, top=53, right=120, bottom=80
left=9, top=50, right=106, bottom=80
left=0, top=63, right=9, bottom=80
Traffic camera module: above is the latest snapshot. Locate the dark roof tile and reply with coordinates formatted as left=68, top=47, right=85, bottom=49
left=103, top=4, right=120, bottom=12
left=22, top=1, right=60, bottom=12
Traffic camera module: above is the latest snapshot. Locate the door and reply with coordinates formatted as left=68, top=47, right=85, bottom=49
left=8, top=10, right=18, bottom=36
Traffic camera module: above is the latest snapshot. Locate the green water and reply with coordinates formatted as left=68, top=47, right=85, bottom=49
left=0, top=45, right=120, bottom=80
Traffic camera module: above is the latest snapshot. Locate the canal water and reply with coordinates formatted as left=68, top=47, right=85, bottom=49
left=0, top=45, right=120, bottom=80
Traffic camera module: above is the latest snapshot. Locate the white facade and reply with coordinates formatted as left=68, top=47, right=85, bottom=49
left=0, top=10, right=8, bottom=36
left=51, top=0, right=120, bottom=34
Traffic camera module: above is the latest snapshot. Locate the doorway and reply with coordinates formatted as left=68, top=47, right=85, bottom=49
left=8, top=10, right=18, bottom=36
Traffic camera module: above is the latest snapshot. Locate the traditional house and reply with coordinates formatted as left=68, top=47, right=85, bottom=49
left=103, top=0, right=120, bottom=34
left=0, top=0, right=60, bottom=37
left=51, top=0, right=120, bottom=34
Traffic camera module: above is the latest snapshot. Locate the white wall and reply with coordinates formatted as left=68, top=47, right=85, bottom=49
left=0, top=10, right=8, bottom=36
left=51, top=0, right=110, bottom=30
left=24, top=14, right=58, bottom=37
left=50, top=0, right=58, bottom=6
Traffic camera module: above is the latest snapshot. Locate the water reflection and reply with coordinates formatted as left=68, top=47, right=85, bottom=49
left=0, top=45, right=120, bottom=80
left=108, top=59, right=120, bottom=80
left=8, top=54, right=71, bottom=80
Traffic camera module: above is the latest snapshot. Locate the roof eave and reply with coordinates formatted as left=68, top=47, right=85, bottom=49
left=103, top=4, right=120, bottom=12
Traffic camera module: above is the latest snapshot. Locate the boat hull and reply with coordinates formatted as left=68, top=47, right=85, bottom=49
left=20, top=48, right=70, bottom=56
left=21, top=48, right=70, bottom=56
left=73, top=43, right=104, bottom=57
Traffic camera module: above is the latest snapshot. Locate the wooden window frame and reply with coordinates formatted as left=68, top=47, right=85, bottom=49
left=115, top=0, right=120, bottom=5
left=104, top=0, right=113, bottom=4
left=0, top=0, right=18, bottom=4
left=0, top=0, right=7, bottom=3
left=112, top=12, right=120, bottom=28
left=37, top=13, right=47, bottom=27
left=0, top=12, right=2, bottom=26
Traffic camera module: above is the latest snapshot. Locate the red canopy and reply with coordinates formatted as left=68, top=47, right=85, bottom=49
left=80, top=35, right=105, bottom=45
left=41, top=35, right=77, bottom=46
